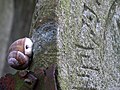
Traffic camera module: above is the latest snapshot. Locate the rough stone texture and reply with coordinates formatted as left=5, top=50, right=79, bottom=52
left=30, top=0, right=58, bottom=71
left=31, top=21, right=57, bottom=70
left=30, top=0, right=120, bottom=90
left=57, top=0, right=120, bottom=90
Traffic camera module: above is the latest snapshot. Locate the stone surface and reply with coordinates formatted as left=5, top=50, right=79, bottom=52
left=57, top=0, right=120, bottom=90
left=30, top=0, right=120, bottom=90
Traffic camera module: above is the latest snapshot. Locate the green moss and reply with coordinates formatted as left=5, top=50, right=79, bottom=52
left=14, top=72, right=24, bottom=90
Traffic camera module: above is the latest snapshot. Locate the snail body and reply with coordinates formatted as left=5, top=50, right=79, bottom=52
left=8, top=37, right=33, bottom=70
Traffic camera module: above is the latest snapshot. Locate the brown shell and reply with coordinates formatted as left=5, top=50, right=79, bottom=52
left=8, top=51, right=29, bottom=70
left=8, top=38, right=26, bottom=54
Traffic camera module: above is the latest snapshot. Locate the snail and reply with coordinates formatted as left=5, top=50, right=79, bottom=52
left=7, top=37, right=33, bottom=70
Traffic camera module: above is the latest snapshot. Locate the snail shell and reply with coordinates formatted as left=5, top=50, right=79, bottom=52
left=8, top=37, right=33, bottom=70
